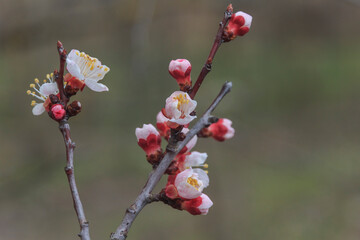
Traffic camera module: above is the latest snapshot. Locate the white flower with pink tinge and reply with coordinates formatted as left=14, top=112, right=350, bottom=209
left=135, top=124, right=162, bottom=156
left=182, top=193, right=213, bottom=215
left=208, top=118, right=235, bottom=141
left=178, top=151, right=208, bottom=171
left=227, top=11, right=253, bottom=37
left=174, top=168, right=209, bottom=199
left=27, top=73, right=59, bottom=116
left=66, top=49, right=110, bottom=92
left=168, top=59, right=192, bottom=89
left=164, top=91, right=197, bottom=127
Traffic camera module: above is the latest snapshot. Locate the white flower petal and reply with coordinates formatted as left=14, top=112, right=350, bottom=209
left=66, top=58, right=84, bottom=80
left=39, top=82, right=58, bottom=97
left=32, top=103, right=45, bottom=115
left=185, top=152, right=207, bottom=168
left=84, top=79, right=109, bottom=92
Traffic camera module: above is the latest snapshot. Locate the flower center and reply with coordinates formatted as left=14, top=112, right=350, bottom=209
left=173, top=93, right=189, bottom=111
left=187, top=177, right=200, bottom=190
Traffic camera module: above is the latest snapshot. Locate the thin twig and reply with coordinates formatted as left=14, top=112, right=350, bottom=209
left=55, top=40, right=69, bottom=105
left=189, top=4, right=233, bottom=99
left=110, top=81, right=232, bottom=240
left=59, top=120, right=91, bottom=240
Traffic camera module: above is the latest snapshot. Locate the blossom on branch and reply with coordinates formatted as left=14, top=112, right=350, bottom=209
left=136, top=124, right=163, bottom=164
left=224, top=11, right=252, bottom=40
left=177, top=151, right=208, bottom=171
left=163, top=91, right=197, bottom=128
left=169, top=59, right=192, bottom=90
left=27, top=73, right=59, bottom=115
left=66, top=49, right=110, bottom=92
left=174, top=168, right=209, bottom=199
left=181, top=193, right=213, bottom=215
left=208, top=118, right=235, bottom=141
left=51, top=104, right=66, bottom=120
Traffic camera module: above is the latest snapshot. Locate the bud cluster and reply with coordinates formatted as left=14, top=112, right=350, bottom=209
left=27, top=44, right=110, bottom=122
left=135, top=56, right=238, bottom=215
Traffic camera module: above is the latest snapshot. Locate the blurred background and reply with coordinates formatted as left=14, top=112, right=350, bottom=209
left=1, top=0, right=360, bottom=239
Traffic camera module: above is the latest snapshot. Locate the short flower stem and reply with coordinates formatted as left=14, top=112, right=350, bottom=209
left=110, top=81, right=232, bottom=240
left=189, top=4, right=233, bottom=99
left=59, top=120, right=91, bottom=240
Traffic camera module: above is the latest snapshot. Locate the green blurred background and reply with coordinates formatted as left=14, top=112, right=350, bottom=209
left=1, top=0, right=360, bottom=239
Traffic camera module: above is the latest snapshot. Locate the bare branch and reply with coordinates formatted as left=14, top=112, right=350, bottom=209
left=189, top=4, right=233, bottom=99
left=110, top=81, right=232, bottom=240
left=55, top=41, right=69, bottom=105
left=59, top=120, right=91, bottom=240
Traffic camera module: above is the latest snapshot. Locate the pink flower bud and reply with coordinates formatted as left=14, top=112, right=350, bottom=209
left=169, top=59, right=192, bottom=90
left=51, top=104, right=66, bottom=120
left=208, top=118, right=235, bottom=141
left=182, top=193, right=213, bottom=215
left=135, top=124, right=162, bottom=156
left=156, top=111, right=170, bottom=139
left=174, top=168, right=209, bottom=199
left=164, top=91, right=197, bottom=128
left=227, top=11, right=252, bottom=38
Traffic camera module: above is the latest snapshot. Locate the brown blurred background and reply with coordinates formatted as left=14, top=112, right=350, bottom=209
left=1, top=0, right=360, bottom=239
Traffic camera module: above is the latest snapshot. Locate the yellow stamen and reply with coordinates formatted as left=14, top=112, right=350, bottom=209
left=203, top=163, right=209, bottom=169
left=204, top=170, right=209, bottom=174
left=104, top=67, right=109, bottom=71
left=50, top=73, right=54, bottom=77
left=173, top=94, right=189, bottom=110
left=31, top=101, right=36, bottom=106
left=187, top=177, right=200, bottom=190
left=34, top=78, right=39, bottom=84
left=46, top=74, right=50, bottom=79
left=43, top=79, right=47, bottom=83
left=27, top=90, right=31, bottom=95
left=30, top=83, right=35, bottom=88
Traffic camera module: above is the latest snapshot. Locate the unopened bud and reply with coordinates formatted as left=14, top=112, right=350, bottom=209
left=169, top=59, right=192, bottom=91
left=67, top=101, right=82, bottom=117
left=223, top=11, right=252, bottom=41
left=50, top=104, right=66, bottom=120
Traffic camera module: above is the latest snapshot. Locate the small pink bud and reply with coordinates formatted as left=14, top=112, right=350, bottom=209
left=169, top=59, right=192, bottom=91
left=51, top=104, right=66, bottom=120
left=225, top=11, right=252, bottom=40
left=182, top=194, right=213, bottom=215
left=208, top=118, right=235, bottom=142
left=135, top=124, right=162, bottom=156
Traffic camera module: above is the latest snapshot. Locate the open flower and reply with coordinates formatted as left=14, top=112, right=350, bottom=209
left=169, top=59, right=192, bottom=90
left=225, top=11, right=252, bottom=40
left=177, top=151, right=208, bottom=172
left=66, top=49, right=110, bottom=92
left=174, top=168, right=209, bottom=199
left=208, top=118, right=235, bottom=141
left=182, top=193, right=213, bottom=215
left=27, top=73, right=59, bottom=115
left=135, top=124, right=162, bottom=157
left=164, top=91, right=197, bottom=127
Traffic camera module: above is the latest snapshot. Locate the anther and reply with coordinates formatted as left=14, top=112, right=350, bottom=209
left=34, top=78, right=39, bottom=84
